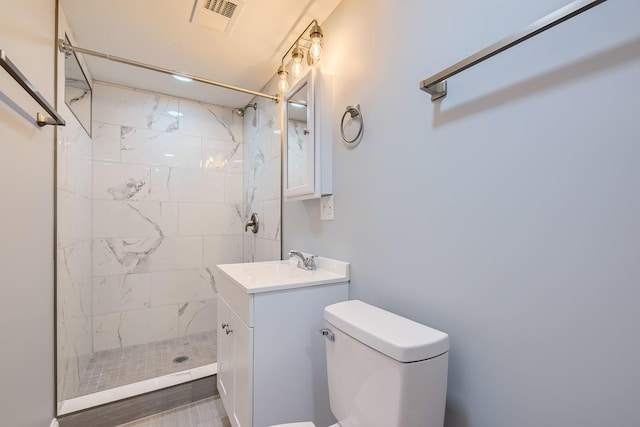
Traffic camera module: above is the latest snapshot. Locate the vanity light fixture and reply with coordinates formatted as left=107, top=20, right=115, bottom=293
left=277, top=19, right=324, bottom=92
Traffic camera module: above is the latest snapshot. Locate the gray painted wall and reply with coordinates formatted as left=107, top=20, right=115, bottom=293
left=283, top=0, right=640, bottom=426
left=0, top=0, right=56, bottom=425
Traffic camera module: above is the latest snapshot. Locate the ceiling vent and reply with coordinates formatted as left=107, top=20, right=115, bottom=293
left=190, top=0, right=245, bottom=35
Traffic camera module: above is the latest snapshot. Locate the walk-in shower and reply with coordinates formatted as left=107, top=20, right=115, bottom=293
left=56, top=15, right=252, bottom=416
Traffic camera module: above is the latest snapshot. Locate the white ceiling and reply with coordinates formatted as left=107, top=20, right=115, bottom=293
left=60, top=0, right=341, bottom=107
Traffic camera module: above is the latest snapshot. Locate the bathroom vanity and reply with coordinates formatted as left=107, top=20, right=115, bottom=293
left=215, top=257, right=350, bottom=427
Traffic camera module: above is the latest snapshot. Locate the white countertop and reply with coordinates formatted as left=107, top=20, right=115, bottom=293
left=216, top=257, right=350, bottom=294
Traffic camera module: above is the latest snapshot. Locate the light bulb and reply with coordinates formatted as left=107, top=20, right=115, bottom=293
left=291, top=61, right=304, bottom=77
left=277, top=65, right=289, bottom=92
left=308, top=23, right=324, bottom=61
left=309, top=41, right=322, bottom=61
left=278, top=76, right=289, bottom=92
left=291, top=45, right=304, bottom=77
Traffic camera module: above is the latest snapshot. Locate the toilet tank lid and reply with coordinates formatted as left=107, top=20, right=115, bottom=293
left=324, top=300, right=449, bottom=363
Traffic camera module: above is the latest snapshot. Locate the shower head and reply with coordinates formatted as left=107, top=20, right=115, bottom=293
left=233, top=102, right=257, bottom=117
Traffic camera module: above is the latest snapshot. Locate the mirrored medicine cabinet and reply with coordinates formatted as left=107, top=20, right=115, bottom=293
left=283, top=67, right=332, bottom=201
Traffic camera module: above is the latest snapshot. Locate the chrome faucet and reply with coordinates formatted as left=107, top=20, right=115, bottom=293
left=288, top=250, right=317, bottom=271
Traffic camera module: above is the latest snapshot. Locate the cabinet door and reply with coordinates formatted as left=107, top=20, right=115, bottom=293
left=230, top=307, right=253, bottom=427
left=217, top=297, right=233, bottom=410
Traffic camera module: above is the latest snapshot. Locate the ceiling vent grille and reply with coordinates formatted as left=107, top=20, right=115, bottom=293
left=190, top=0, right=245, bottom=35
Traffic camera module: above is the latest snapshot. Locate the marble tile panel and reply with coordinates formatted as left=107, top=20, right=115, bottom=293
left=179, top=100, right=242, bottom=142
left=262, top=199, right=281, bottom=241
left=57, top=315, right=92, bottom=401
left=243, top=235, right=255, bottom=263
left=93, top=200, right=178, bottom=238
left=93, top=83, right=179, bottom=132
left=59, top=274, right=92, bottom=325
left=58, top=246, right=92, bottom=322
left=214, top=204, right=244, bottom=235
left=178, top=300, right=217, bottom=336
left=150, top=167, right=225, bottom=203
left=149, top=167, right=171, bottom=201
left=150, top=269, right=216, bottom=307
left=224, top=172, right=243, bottom=204
left=252, top=157, right=281, bottom=203
left=92, top=274, right=151, bottom=316
left=178, top=203, right=217, bottom=236
left=93, top=162, right=151, bottom=201
left=92, top=122, right=121, bottom=162
left=63, top=117, right=92, bottom=157
left=254, top=238, right=281, bottom=262
left=270, top=126, right=282, bottom=161
left=146, top=236, right=204, bottom=272
left=59, top=141, right=92, bottom=198
left=121, top=127, right=202, bottom=168
left=93, top=237, right=163, bottom=276
left=57, top=190, right=92, bottom=248
left=93, top=305, right=179, bottom=352
left=202, top=139, right=243, bottom=172
left=203, top=235, right=244, bottom=267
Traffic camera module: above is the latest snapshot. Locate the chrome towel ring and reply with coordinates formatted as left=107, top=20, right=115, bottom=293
left=340, top=104, right=363, bottom=144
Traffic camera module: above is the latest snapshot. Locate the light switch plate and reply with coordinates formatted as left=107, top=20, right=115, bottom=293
left=321, top=195, right=334, bottom=221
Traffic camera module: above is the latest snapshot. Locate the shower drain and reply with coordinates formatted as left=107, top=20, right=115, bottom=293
left=173, top=355, right=189, bottom=364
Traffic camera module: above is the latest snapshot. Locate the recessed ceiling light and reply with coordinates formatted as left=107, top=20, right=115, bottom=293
left=164, top=153, right=176, bottom=157
left=172, top=74, right=192, bottom=82
left=167, top=110, right=183, bottom=117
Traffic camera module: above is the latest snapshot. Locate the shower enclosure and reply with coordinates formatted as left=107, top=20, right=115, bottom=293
left=56, top=5, right=282, bottom=413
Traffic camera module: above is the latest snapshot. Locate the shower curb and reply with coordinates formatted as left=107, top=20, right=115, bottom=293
left=58, top=375, right=217, bottom=427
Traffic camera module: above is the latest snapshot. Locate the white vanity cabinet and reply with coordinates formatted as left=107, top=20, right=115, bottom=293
left=217, top=296, right=253, bottom=427
left=215, top=258, right=350, bottom=427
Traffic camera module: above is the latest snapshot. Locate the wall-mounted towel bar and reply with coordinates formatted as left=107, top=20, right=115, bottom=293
left=419, top=0, right=607, bottom=101
left=0, top=49, right=65, bottom=126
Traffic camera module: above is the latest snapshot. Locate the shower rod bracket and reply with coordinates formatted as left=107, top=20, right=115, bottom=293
left=58, top=39, right=279, bottom=102
left=422, top=81, right=447, bottom=101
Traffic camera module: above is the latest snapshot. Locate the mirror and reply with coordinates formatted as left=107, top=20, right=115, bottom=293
left=283, top=69, right=318, bottom=200
left=63, top=34, right=92, bottom=135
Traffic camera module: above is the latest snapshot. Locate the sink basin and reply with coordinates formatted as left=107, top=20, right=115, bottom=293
left=216, top=256, right=350, bottom=294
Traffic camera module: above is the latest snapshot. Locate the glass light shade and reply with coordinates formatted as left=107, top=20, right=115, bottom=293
left=309, top=42, right=323, bottom=60
left=291, top=61, right=304, bottom=77
left=278, top=75, right=290, bottom=92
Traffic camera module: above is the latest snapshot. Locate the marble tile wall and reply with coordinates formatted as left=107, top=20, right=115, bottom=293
left=243, top=77, right=282, bottom=262
left=91, top=83, right=244, bottom=352
left=57, top=7, right=94, bottom=404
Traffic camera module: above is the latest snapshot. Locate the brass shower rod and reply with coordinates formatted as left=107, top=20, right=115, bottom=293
left=58, top=39, right=279, bottom=102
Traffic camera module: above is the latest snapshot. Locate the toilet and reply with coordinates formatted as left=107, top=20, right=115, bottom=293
left=271, top=299, right=450, bottom=427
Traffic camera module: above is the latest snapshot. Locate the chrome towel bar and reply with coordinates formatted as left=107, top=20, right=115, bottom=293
left=419, top=0, right=607, bottom=101
left=0, top=49, right=65, bottom=126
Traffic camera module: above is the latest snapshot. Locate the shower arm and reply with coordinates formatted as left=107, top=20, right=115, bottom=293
left=58, top=39, right=280, bottom=102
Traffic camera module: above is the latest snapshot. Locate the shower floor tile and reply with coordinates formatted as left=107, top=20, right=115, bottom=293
left=74, top=331, right=216, bottom=398
left=116, top=396, right=231, bottom=427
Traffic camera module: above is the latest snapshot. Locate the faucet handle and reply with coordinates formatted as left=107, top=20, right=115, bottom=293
left=304, top=255, right=317, bottom=270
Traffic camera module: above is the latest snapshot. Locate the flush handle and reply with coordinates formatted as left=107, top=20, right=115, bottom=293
left=319, top=328, right=335, bottom=341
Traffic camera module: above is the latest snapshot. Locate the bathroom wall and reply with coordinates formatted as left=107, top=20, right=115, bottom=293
left=0, top=0, right=56, bottom=425
left=56, top=5, right=94, bottom=403
left=242, top=78, right=282, bottom=262
left=284, top=0, right=640, bottom=426
left=91, top=82, right=243, bottom=351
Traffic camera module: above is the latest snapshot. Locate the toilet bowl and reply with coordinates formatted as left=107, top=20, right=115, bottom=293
left=269, top=300, right=450, bottom=427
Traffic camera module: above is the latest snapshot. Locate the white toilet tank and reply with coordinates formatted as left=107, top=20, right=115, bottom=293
left=323, top=300, right=449, bottom=427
